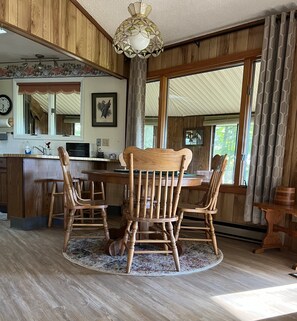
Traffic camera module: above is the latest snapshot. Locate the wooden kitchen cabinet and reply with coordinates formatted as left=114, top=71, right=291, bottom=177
left=5, top=155, right=121, bottom=229
left=0, top=158, right=7, bottom=211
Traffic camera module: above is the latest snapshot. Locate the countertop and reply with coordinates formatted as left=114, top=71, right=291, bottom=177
left=0, top=154, right=119, bottom=162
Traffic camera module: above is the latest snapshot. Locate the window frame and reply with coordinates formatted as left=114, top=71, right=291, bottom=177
left=212, top=122, right=239, bottom=184
left=147, top=55, right=260, bottom=188
left=12, top=77, right=84, bottom=141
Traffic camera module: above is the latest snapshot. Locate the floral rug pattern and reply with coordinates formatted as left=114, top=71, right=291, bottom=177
left=63, top=238, right=223, bottom=276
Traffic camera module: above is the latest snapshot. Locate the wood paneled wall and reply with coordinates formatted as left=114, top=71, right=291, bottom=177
left=148, top=24, right=265, bottom=228
left=180, top=188, right=247, bottom=225
left=0, top=158, right=7, bottom=208
left=149, top=23, right=297, bottom=250
left=167, top=116, right=211, bottom=173
left=0, top=0, right=127, bottom=78
left=168, top=115, right=247, bottom=225
left=148, top=24, right=263, bottom=78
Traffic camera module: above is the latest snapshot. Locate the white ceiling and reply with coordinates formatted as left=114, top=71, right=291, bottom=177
left=0, top=0, right=296, bottom=63
left=0, top=30, right=70, bottom=63
left=0, top=1, right=295, bottom=118
left=76, top=0, right=297, bottom=46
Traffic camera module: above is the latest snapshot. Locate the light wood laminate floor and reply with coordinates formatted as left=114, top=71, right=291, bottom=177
left=0, top=218, right=297, bottom=321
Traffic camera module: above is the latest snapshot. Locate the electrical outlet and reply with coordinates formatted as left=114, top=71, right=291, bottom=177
left=102, top=138, right=109, bottom=147
left=96, top=138, right=101, bottom=146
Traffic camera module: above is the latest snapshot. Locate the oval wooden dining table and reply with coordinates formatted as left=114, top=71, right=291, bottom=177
left=82, top=169, right=203, bottom=255
left=82, top=169, right=203, bottom=187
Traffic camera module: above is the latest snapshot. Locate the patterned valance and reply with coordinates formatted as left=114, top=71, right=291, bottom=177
left=17, top=82, right=81, bottom=94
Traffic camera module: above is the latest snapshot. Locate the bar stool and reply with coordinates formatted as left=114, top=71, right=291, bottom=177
left=46, top=178, right=83, bottom=228
left=45, top=176, right=103, bottom=228
left=47, top=179, right=65, bottom=228
left=76, top=178, right=105, bottom=219
left=77, top=178, right=105, bottom=201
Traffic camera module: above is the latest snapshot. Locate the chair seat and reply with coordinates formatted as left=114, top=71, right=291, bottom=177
left=72, top=199, right=108, bottom=210
left=178, top=202, right=218, bottom=215
left=126, top=214, right=178, bottom=223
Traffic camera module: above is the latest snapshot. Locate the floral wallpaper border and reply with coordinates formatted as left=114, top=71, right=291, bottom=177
left=0, top=62, right=107, bottom=79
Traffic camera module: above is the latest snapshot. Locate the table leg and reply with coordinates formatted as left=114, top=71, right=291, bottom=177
left=253, top=209, right=284, bottom=254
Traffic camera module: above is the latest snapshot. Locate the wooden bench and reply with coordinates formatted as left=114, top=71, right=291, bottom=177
left=253, top=202, right=297, bottom=270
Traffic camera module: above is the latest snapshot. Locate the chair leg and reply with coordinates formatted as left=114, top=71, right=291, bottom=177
left=63, top=207, right=68, bottom=230
left=161, top=222, right=169, bottom=253
left=208, top=214, right=218, bottom=255
left=101, top=208, right=110, bottom=241
left=174, top=210, right=184, bottom=241
left=100, top=182, right=106, bottom=201
left=126, top=221, right=138, bottom=273
left=48, top=182, right=57, bottom=228
left=120, top=220, right=132, bottom=256
left=167, top=222, right=180, bottom=271
left=76, top=181, right=84, bottom=219
left=63, top=209, right=75, bottom=252
left=204, top=215, right=211, bottom=240
left=90, top=181, right=95, bottom=219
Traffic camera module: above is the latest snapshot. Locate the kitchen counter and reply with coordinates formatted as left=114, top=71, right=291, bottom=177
left=2, top=155, right=122, bottom=230
left=1, top=154, right=118, bottom=162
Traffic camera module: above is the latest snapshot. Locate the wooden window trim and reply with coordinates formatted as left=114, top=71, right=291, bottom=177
left=157, top=76, right=168, bottom=148
left=152, top=51, right=261, bottom=186
left=234, top=58, right=254, bottom=185
left=147, top=48, right=261, bottom=81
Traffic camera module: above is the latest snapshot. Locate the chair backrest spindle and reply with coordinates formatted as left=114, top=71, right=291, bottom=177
left=123, top=147, right=192, bottom=221
left=57, top=146, right=78, bottom=209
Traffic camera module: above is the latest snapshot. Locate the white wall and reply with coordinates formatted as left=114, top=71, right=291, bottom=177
left=0, top=76, right=127, bottom=158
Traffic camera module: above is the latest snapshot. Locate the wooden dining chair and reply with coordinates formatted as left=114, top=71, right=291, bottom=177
left=57, top=146, right=110, bottom=252
left=120, top=146, right=192, bottom=273
left=175, top=154, right=227, bottom=255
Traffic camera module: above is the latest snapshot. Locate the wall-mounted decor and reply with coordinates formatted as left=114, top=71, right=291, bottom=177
left=0, top=62, right=107, bottom=79
left=92, top=93, right=117, bottom=127
left=184, top=128, right=204, bottom=146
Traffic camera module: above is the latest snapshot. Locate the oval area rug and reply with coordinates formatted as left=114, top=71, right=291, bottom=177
left=63, top=238, right=223, bottom=276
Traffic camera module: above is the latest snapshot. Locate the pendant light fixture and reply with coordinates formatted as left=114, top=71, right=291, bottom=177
left=113, top=1, right=163, bottom=59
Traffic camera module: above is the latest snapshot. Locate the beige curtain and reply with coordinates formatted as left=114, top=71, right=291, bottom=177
left=125, top=57, right=147, bottom=148
left=244, top=11, right=297, bottom=224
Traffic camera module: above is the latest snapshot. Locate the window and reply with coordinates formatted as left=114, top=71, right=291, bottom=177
left=144, top=81, right=159, bottom=148
left=213, top=124, right=238, bottom=184
left=241, top=61, right=260, bottom=185
left=211, top=114, right=255, bottom=185
left=13, top=79, right=83, bottom=139
left=146, top=59, right=260, bottom=186
left=241, top=119, right=254, bottom=185
left=144, top=124, right=155, bottom=148
left=165, top=65, right=244, bottom=180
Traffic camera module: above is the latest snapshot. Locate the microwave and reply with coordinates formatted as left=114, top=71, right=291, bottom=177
left=66, top=143, right=90, bottom=157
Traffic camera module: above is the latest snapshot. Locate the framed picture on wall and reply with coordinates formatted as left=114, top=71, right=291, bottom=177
left=184, top=128, right=204, bottom=146
left=92, top=93, right=117, bottom=127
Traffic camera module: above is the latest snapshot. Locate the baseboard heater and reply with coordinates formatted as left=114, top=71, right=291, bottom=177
left=183, top=216, right=265, bottom=244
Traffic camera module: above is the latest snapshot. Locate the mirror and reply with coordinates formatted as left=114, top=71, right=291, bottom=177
left=0, top=29, right=106, bottom=139
left=23, top=92, right=81, bottom=136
